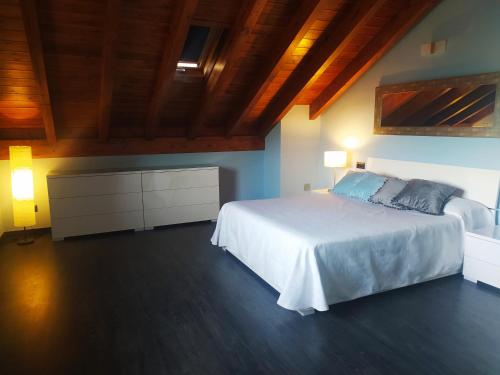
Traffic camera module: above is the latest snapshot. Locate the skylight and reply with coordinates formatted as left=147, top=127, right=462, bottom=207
left=177, top=25, right=210, bottom=69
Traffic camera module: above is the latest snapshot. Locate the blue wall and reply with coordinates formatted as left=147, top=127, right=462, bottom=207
left=320, top=0, right=500, bottom=178
left=263, top=125, right=281, bottom=198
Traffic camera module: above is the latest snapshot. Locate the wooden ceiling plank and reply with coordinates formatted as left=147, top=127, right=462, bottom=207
left=258, top=0, right=387, bottom=136
left=144, top=0, right=199, bottom=139
left=187, top=0, right=268, bottom=138
left=225, top=0, right=325, bottom=137
left=20, top=0, right=57, bottom=144
left=0, top=136, right=264, bottom=159
left=98, top=0, right=121, bottom=141
left=309, top=0, right=440, bottom=120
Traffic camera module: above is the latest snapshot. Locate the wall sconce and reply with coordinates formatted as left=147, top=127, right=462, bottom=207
left=324, top=150, right=347, bottom=189
left=9, top=146, right=36, bottom=245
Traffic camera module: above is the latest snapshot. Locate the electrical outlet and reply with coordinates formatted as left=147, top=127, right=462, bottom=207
left=356, top=162, right=366, bottom=170
left=304, top=183, right=311, bottom=191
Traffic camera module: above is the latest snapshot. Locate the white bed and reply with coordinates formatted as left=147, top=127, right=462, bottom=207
left=211, top=158, right=500, bottom=314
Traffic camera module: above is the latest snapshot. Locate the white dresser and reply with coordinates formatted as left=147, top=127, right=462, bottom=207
left=463, top=226, right=500, bottom=289
left=47, top=170, right=144, bottom=240
left=142, top=167, right=219, bottom=229
left=47, top=166, right=220, bottom=240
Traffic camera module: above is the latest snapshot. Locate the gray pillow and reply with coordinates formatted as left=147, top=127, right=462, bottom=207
left=369, top=177, right=408, bottom=209
left=392, top=179, right=457, bottom=215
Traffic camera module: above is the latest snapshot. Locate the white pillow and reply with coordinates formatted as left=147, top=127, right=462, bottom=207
left=443, top=196, right=494, bottom=231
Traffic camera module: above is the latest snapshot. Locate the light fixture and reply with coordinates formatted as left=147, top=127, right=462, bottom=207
left=9, top=146, right=36, bottom=245
left=324, top=150, right=347, bottom=188
left=177, top=61, right=198, bottom=69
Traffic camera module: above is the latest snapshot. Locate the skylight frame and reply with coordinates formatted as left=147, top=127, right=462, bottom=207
left=176, top=25, right=225, bottom=75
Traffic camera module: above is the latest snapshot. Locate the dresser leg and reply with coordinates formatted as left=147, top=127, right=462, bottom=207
left=297, top=308, right=315, bottom=316
left=463, top=275, right=477, bottom=283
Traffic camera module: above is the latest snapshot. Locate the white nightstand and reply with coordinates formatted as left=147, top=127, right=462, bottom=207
left=463, top=226, right=500, bottom=289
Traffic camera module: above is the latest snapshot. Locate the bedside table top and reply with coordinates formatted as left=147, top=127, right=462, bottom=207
left=310, top=188, right=330, bottom=194
left=467, top=226, right=500, bottom=244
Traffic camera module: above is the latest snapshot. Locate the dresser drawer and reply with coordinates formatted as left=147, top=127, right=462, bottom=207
left=48, top=173, right=142, bottom=198
left=465, top=236, right=500, bottom=266
left=142, top=187, right=219, bottom=210
left=50, top=192, right=143, bottom=219
left=144, top=203, right=219, bottom=228
left=142, top=168, right=218, bottom=191
left=51, top=210, right=144, bottom=239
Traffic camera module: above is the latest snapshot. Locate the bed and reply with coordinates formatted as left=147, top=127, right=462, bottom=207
left=211, top=158, right=500, bottom=315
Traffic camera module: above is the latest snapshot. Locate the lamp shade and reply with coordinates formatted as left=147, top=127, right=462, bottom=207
left=9, top=146, right=36, bottom=228
left=324, top=151, right=347, bottom=168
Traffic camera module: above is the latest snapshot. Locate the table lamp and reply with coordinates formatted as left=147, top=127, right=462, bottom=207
left=10, top=146, right=36, bottom=245
left=324, top=151, right=347, bottom=189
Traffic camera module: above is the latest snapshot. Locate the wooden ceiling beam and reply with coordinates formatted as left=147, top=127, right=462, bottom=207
left=20, top=0, right=57, bottom=144
left=187, top=0, right=268, bottom=138
left=0, top=136, right=264, bottom=159
left=225, top=0, right=325, bottom=137
left=453, top=102, right=495, bottom=127
left=426, top=85, right=496, bottom=126
left=98, top=0, right=121, bottom=142
left=258, top=0, right=387, bottom=136
left=402, top=87, right=472, bottom=127
left=309, top=0, right=440, bottom=120
left=440, top=92, right=496, bottom=127
left=144, top=0, right=199, bottom=139
left=383, top=88, right=450, bottom=126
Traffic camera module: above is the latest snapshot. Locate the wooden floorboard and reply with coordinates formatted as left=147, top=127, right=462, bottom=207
left=1, top=222, right=500, bottom=375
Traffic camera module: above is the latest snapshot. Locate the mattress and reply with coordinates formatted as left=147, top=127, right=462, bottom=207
left=211, top=193, right=465, bottom=312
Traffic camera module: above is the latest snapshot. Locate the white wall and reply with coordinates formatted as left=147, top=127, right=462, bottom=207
left=0, top=151, right=265, bottom=233
left=0, top=198, right=4, bottom=238
left=280, top=106, right=323, bottom=196
left=264, top=125, right=281, bottom=198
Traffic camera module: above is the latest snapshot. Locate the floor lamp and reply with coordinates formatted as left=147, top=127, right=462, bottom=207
left=10, top=146, right=36, bottom=245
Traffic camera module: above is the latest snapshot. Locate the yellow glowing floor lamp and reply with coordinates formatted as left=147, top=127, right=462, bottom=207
left=9, top=146, right=36, bottom=245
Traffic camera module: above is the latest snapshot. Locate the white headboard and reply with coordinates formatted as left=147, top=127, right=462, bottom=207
left=366, top=158, right=500, bottom=209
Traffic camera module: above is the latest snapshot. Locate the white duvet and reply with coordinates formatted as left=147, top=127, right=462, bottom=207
left=211, top=193, right=465, bottom=312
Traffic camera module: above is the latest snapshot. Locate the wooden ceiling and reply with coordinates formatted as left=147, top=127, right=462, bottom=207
left=0, top=0, right=440, bottom=158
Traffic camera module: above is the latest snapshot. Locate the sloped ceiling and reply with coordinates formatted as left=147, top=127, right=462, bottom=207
left=0, top=0, right=440, bottom=158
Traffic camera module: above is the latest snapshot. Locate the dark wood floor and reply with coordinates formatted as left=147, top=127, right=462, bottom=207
left=1, top=223, right=500, bottom=375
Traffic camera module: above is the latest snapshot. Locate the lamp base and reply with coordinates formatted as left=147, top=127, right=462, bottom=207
left=17, top=227, right=34, bottom=246
left=17, top=237, right=34, bottom=246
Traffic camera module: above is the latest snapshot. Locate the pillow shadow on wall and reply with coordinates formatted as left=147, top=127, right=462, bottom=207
left=218, top=167, right=236, bottom=205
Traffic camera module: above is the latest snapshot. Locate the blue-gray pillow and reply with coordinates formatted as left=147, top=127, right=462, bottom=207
left=392, top=179, right=457, bottom=215
left=347, top=173, right=387, bottom=202
left=332, top=171, right=369, bottom=196
left=334, top=171, right=387, bottom=202
left=369, top=177, right=408, bottom=209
